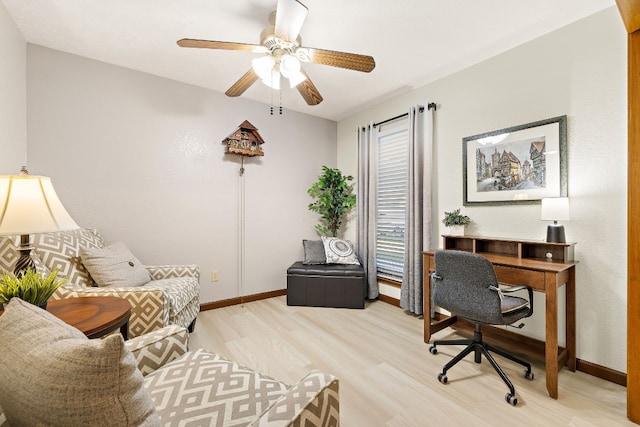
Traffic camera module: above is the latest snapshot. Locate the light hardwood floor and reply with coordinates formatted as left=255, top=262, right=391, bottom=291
left=190, top=296, right=633, bottom=426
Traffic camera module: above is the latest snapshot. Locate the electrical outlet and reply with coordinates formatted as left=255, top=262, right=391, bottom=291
left=211, top=271, right=219, bottom=282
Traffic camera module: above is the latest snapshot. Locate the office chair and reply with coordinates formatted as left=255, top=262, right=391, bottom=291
left=429, top=250, right=534, bottom=406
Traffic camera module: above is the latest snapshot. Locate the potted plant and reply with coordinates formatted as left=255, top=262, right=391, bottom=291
left=308, top=166, right=356, bottom=237
left=0, top=269, right=66, bottom=309
left=442, top=208, right=471, bottom=236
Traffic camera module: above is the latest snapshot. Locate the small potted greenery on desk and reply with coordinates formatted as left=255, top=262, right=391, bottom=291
left=0, top=269, right=66, bottom=310
left=442, top=208, right=471, bottom=236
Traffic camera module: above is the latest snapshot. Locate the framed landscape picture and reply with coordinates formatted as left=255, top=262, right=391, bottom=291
left=463, top=115, right=567, bottom=206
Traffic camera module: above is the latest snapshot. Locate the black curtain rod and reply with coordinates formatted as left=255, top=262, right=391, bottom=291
left=373, top=112, right=408, bottom=128
left=371, top=103, right=437, bottom=128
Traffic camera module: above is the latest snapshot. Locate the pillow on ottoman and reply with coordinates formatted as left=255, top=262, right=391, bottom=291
left=302, top=239, right=327, bottom=265
left=321, top=236, right=360, bottom=265
left=81, top=241, right=151, bottom=287
left=0, top=298, right=159, bottom=426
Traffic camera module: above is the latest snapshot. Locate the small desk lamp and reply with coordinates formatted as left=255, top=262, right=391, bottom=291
left=0, top=167, right=79, bottom=276
left=541, top=197, right=570, bottom=243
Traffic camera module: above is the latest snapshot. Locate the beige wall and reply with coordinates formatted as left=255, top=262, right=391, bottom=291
left=338, top=7, right=627, bottom=372
left=0, top=2, right=26, bottom=170
left=25, top=45, right=337, bottom=305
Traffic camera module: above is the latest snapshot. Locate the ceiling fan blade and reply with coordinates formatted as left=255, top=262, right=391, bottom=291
left=300, top=47, right=375, bottom=73
left=177, top=39, right=267, bottom=53
left=296, top=69, right=323, bottom=105
left=225, top=69, right=260, bottom=97
left=274, top=0, right=308, bottom=42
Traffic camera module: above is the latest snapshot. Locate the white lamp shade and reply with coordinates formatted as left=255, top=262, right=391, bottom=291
left=252, top=56, right=276, bottom=80
left=252, top=54, right=307, bottom=90
left=279, top=54, right=301, bottom=78
left=287, top=69, right=307, bottom=88
left=261, top=69, right=281, bottom=90
left=540, top=197, right=570, bottom=221
left=0, top=174, right=79, bottom=235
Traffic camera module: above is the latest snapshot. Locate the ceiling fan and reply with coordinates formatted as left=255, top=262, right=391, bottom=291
left=177, top=0, right=375, bottom=106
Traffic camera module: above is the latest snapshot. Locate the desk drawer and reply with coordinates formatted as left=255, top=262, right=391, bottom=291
left=494, top=265, right=545, bottom=291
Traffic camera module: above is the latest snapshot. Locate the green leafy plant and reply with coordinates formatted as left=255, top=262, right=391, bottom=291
left=308, top=166, right=357, bottom=237
left=0, top=269, right=66, bottom=307
left=442, top=208, right=471, bottom=227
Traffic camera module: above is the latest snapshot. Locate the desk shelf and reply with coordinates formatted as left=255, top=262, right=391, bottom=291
left=442, top=234, right=575, bottom=263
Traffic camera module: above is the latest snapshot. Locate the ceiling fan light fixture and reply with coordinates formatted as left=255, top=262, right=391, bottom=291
left=178, top=0, right=375, bottom=105
left=252, top=55, right=276, bottom=80
left=261, top=69, right=281, bottom=90
left=279, top=54, right=301, bottom=78
left=287, top=69, right=307, bottom=88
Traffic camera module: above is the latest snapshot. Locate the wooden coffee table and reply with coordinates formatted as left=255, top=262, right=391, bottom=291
left=47, top=296, right=131, bottom=340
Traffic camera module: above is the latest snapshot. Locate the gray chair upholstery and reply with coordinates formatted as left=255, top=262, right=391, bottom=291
left=429, top=250, right=534, bottom=406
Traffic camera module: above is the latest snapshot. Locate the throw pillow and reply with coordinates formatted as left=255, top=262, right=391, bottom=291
left=321, top=236, right=361, bottom=265
left=0, top=298, right=160, bottom=426
left=302, top=239, right=327, bottom=265
left=81, top=241, right=151, bottom=287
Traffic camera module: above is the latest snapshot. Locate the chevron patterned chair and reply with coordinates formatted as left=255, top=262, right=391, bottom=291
left=0, top=298, right=340, bottom=427
left=0, top=227, right=200, bottom=338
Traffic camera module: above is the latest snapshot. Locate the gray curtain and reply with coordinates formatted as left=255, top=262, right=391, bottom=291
left=400, top=105, right=434, bottom=314
left=356, top=124, right=379, bottom=299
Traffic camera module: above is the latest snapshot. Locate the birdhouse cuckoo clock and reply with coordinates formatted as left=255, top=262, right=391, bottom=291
left=222, top=120, right=266, bottom=175
left=223, top=120, right=265, bottom=157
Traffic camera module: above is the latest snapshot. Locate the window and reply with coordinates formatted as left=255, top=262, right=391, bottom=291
left=376, top=119, right=408, bottom=282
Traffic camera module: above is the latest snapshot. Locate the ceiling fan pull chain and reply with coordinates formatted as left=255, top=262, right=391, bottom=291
left=279, top=89, right=283, bottom=115
left=270, top=85, right=274, bottom=115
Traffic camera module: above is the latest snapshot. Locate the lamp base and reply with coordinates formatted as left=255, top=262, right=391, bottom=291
left=14, top=234, right=35, bottom=277
left=546, top=224, right=566, bottom=243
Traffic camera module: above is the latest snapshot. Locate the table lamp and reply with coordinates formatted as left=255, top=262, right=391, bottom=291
left=541, top=197, right=570, bottom=243
left=0, top=167, right=79, bottom=276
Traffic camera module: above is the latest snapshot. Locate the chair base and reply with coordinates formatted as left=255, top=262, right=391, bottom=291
left=429, top=324, right=533, bottom=406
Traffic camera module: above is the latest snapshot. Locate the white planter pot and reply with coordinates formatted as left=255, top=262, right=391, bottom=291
left=447, top=225, right=465, bottom=236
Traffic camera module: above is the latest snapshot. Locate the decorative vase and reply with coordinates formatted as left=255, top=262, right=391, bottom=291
left=448, top=225, right=465, bottom=236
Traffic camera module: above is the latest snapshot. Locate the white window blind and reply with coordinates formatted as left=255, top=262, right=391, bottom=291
left=376, top=121, right=408, bottom=281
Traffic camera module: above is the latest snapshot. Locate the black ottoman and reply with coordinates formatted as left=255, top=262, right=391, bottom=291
left=286, top=262, right=366, bottom=309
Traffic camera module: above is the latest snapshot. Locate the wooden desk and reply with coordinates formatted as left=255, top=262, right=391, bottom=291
left=423, top=235, right=576, bottom=399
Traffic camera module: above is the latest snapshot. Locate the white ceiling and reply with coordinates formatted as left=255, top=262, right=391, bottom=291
left=2, top=0, right=615, bottom=121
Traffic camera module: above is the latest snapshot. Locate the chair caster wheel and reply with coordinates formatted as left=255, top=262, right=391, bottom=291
left=505, top=393, right=518, bottom=406
left=437, top=373, right=448, bottom=384
left=525, top=370, right=534, bottom=380
left=429, top=346, right=438, bottom=355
